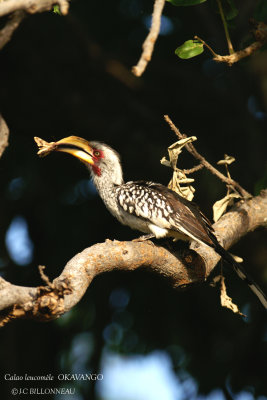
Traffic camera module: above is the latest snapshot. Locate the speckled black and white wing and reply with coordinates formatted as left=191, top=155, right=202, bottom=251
left=115, top=181, right=216, bottom=246
left=116, top=181, right=267, bottom=308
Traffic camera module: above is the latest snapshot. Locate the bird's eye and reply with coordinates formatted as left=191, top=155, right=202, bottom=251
left=93, top=150, right=100, bottom=157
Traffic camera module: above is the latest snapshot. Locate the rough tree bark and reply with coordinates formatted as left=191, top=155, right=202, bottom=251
left=0, top=190, right=266, bottom=327
left=1, top=1, right=266, bottom=328
left=0, top=115, right=9, bottom=158
left=0, top=0, right=69, bottom=51
left=0, top=0, right=69, bottom=18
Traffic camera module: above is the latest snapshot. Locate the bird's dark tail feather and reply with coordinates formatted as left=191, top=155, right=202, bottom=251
left=214, top=243, right=267, bottom=310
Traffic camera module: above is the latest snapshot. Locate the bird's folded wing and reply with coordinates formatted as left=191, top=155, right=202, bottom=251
left=116, top=181, right=216, bottom=246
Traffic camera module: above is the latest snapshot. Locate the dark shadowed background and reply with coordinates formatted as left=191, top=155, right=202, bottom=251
left=0, top=0, right=267, bottom=399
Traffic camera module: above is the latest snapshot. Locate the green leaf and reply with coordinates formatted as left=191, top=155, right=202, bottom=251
left=175, top=40, right=204, bottom=59
left=167, top=0, right=206, bottom=6
left=53, top=5, right=61, bottom=15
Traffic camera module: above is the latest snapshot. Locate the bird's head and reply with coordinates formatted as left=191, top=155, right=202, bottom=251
left=35, top=136, right=123, bottom=184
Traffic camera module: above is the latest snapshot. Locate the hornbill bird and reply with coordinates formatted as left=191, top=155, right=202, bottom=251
left=34, top=135, right=267, bottom=309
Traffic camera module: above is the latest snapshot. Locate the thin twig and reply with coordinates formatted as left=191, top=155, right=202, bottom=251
left=213, top=41, right=264, bottom=66
left=216, top=0, right=234, bottom=54
left=164, top=115, right=251, bottom=198
left=38, top=265, right=54, bottom=288
left=198, top=21, right=267, bottom=67
left=183, top=164, right=204, bottom=175
left=0, top=10, right=25, bottom=50
left=195, top=33, right=265, bottom=67
left=194, top=35, right=218, bottom=57
left=132, top=0, right=165, bottom=77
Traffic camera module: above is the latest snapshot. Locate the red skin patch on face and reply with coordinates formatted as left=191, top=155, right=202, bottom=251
left=92, top=165, right=101, bottom=176
left=92, top=149, right=104, bottom=176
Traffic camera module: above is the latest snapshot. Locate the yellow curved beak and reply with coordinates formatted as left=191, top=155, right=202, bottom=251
left=34, top=135, right=94, bottom=165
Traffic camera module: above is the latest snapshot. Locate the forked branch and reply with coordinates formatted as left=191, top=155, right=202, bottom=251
left=195, top=21, right=267, bottom=67
left=164, top=115, right=251, bottom=198
left=1, top=190, right=266, bottom=327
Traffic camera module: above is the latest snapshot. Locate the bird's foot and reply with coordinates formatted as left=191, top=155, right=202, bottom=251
left=132, top=234, right=155, bottom=242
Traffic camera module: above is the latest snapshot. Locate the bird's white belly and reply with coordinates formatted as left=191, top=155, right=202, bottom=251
left=117, top=211, right=151, bottom=234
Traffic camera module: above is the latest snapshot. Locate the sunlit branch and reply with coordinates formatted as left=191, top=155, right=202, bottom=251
left=0, top=0, right=69, bottom=18
left=1, top=190, right=267, bottom=327
left=0, top=10, right=25, bottom=50
left=132, top=0, right=165, bottom=77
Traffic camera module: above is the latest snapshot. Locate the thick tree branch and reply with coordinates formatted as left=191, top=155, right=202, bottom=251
left=0, top=115, right=9, bottom=158
left=0, top=0, right=69, bottom=17
left=0, top=190, right=266, bottom=327
left=0, top=0, right=70, bottom=51
left=0, top=10, right=25, bottom=50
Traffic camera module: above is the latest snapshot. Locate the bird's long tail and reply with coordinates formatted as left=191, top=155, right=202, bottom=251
left=214, top=243, right=267, bottom=309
